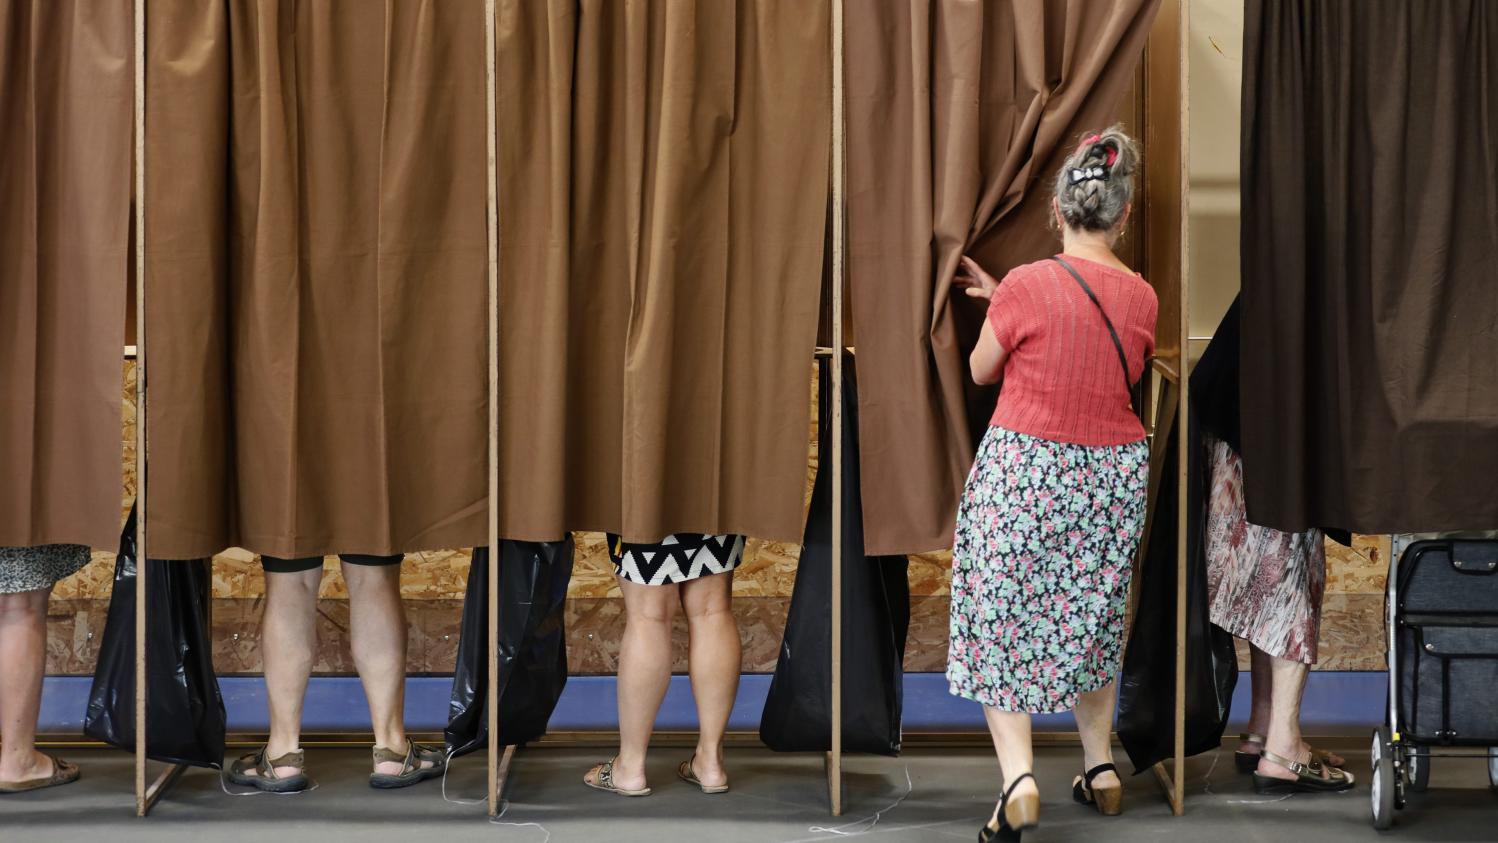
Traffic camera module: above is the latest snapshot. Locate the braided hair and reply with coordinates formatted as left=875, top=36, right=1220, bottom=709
left=1053, top=125, right=1139, bottom=234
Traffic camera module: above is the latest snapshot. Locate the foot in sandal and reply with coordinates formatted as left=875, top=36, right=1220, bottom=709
left=1072, top=761, right=1124, bottom=815
left=227, top=746, right=311, bottom=793
left=369, top=740, right=446, bottom=789
left=1236, top=732, right=1345, bottom=773
left=677, top=754, right=729, bottom=794
left=584, top=756, right=652, bottom=797
left=0, top=753, right=80, bottom=795
left=1253, top=746, right=1355, bottom=793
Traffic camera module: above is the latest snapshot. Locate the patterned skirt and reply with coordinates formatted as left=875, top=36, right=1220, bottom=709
left=1205, top=436, right=1325, bottom=663
left=948, top=427, right=1149, bottom=714
left=0, top=544, right=91, bottom=595
left=607, top=533, right=745, bottom=586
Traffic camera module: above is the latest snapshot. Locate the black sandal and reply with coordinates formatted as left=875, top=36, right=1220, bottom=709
left=227, top=746, right=310, bottom=793
left=1071, top=762, right=1123, bottom=816
left=1252, top=749, right=1355, bottom=793
left=979, top=772, right=1039, bottom=843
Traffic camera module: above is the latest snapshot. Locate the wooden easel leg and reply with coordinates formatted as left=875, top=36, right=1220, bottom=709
left=495, top=744, right=519, bottom=807
left=140, top=763, right=187, bottom=817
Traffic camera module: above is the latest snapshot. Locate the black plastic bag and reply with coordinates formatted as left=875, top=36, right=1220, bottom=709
left=446, top=538, right=574, bottom=757
left=760, top=355, right=910, bottom=756
left=1116, top=409, right=1237, bottom=771
left=84, top=506, right=226, bottom=768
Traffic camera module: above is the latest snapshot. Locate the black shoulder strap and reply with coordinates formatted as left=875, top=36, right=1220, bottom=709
left=1050, top=256, right=1139, bottom=409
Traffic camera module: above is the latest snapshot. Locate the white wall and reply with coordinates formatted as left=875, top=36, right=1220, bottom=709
left=1187, top=0, right=1245, bottom=351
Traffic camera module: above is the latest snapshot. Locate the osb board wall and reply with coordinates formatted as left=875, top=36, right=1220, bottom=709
left=47, top=365, right=1390, bottom=676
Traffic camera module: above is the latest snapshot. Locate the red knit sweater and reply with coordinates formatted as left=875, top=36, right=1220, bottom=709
left=986, top=256, right=1157, bottom=445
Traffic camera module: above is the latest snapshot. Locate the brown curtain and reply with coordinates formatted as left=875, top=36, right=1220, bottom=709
left=1240, top=0, right=1498, bottom=534
left=0, top=0, right=131, bottom=550
left=496, top=1, right=830, bottom=543
left=145, top=1, right=489, bottom=559
left=846, top=0, right=1159, bottom=555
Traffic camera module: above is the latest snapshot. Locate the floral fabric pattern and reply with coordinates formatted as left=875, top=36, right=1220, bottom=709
left=948, top=426, right=1148, bottom=714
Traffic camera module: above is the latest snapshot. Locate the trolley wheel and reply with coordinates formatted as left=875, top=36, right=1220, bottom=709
left=1371, top=728, right=1396, bottom=830
left=1488, top=747, right=1498, bottom=791
left=1406, top=746, right=1430, bottom=793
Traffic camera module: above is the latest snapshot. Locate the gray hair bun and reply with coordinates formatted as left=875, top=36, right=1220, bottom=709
left=1054, top=125, right=1138, bottom=233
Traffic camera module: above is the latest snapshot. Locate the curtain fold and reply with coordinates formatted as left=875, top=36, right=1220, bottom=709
left=846, top=0, right=1159, bottom=556
left=496, top=0, right=830, bottom=543
left=0, top=0, right=132, bottom=549
left=1240, top=0, right=1498, bottom=534
left=145, top=0, right=489, bottom=559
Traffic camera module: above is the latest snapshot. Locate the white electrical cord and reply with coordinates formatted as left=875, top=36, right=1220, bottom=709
left=803, top=765, right=914, bottom=838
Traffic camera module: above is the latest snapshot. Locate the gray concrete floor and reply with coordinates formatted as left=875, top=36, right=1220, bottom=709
left=2, top=744, right=1495, bottom=842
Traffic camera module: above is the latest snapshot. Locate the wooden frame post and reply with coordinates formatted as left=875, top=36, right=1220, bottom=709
left=825, top=0, right=847, bottom=818
left=484, top=0, right=502, bottom=819
left=132, top=0, right=151, bottom=817
left=1140, top=0, right=1190, bottom=817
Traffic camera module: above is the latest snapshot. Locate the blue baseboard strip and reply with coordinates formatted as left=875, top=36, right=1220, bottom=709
left=38, top=671, right=1389, bottom=737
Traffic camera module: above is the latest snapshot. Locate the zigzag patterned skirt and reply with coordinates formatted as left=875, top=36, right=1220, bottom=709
left=606, top=533, right=746, bottom=586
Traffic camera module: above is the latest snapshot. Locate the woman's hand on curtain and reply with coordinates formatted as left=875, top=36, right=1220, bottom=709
left=953, top=255, right=999, bottom=301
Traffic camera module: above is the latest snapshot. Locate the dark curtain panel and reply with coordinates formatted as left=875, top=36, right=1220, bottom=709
left=0, top=0, right=131, bottom=549
left=845, top=0, right=1159, bottom=556
left=495, top=1, right=830, bottom=543
left=145, top=1, right=489, bottom=558
left=1241, top=0, right=1498, bottom=534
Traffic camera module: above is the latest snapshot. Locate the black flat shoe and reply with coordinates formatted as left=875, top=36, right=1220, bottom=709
left=978, top=772, right=1039, bottom=843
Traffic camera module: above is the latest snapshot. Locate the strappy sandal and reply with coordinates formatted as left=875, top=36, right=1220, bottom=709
left=369, top=739, right=446, bottom=789
left=978, top=771, right=1039, bottom=843
left=1071, top=762, right=1123, bottom=816
left=228, top=746, right=310, bottom=793
left=1235, top=733, right=1346, bottom=773
left=1252, top=748, right=1355, bottom=794
left=583, top=757, right=652, bottom=797
left=676, top=756, right=729, bottom=794
left=0, top=755, right=80, bottom=794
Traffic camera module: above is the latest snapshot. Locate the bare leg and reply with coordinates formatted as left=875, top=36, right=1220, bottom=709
left=680, top=571, right=739, bottom=787
left=1074, top=684, right=1122, bottom=790
left=0, top=589, right=54, bottom=782
left=1241, top=644, right=1273, bottom=753
left=602, top=577, right=676, bottom=792
left=342, top=560, right=424, bottom=776
left=262, top=568, right=321, bottom=777
left=1257, top=654, right=1349, bottom=780
left=983, top=707, right=1037, bottom=824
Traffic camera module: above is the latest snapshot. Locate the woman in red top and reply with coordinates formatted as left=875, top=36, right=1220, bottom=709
left=951, top=127, right=1156, bottom=842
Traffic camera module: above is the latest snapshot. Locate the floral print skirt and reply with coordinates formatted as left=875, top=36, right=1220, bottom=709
left=948, top=427, right=1149, bottom=714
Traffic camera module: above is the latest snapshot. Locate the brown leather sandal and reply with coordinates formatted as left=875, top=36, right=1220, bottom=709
left=227, top=746, right=310, bottom=793
left=369, top=740, right=446, bottom=789
left=0, top=755, right=80, bottom=795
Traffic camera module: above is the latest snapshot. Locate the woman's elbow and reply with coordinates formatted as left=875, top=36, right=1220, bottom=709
left=970, top=357, right=999, bottom=385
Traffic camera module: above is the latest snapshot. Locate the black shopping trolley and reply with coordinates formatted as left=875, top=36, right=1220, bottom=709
left=1371, top=539, right=1498, bottom=829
